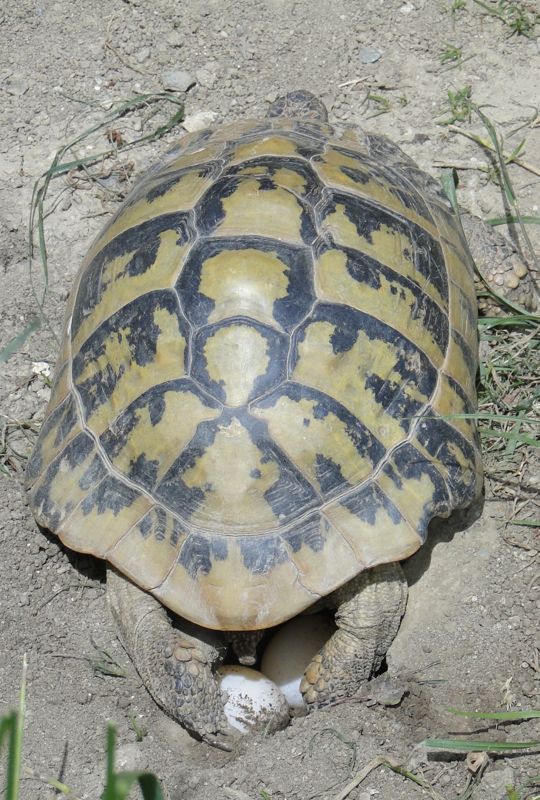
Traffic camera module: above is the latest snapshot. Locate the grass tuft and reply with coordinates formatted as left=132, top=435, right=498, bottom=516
left=470, top=0, right=539, bottom=37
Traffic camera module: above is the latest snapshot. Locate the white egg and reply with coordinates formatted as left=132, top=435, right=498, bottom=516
left=218, top=665, right=290, bottom=734
left=260, top=614, right=336, bottom=709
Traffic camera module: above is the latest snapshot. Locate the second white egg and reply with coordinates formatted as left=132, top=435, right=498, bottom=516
left=260, top=614, right=336, bottom=709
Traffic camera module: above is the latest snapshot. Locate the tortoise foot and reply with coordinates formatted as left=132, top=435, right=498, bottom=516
left=301, top=563, right=407, bottom=708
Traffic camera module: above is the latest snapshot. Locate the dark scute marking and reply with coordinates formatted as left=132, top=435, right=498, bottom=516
left=122, top=237, right=160, bottom=278
left=364, top=373, right=425, bottom=433
left=240, top=407, right=322, bottom=522
left=381, top=462, right=403, bottom=490
left=154, top=506, right=168, bottom=541
left=329, top=320, right=359, bottom=354
left=143, top=161, right=221, bottom=203
left=148, top=392, right=166, bottom=426
left=71, top=212, right=195, bottom=340
left=253, top=382, right=386, bottom=481
left=179, top=534, right=228, bottom=579
left=25, top=394, right=76, bottom=484
left=385, top=442, right=451, bottom=532
left=282, top=512, right=325, bottom=553
left=53, top=396, right=80, bottom=448
left=126, top=304, right=160, bottom=367
left=416, top=407, right=480, bottom=506
left=340, top=482, right=403, bottom=527
left=239, top=534, right=289, bottom=574
left=371, top=162, right=436, bottom=223
left=139, top=512, right=153, bottom=538
left=292, top=303, right=438, bottom=415
left=29, top=432, right=97, bottom=531
left=452, top=329, right=478, bottom=380
left=138, top=506, right=183, bottom=544
left=225, top=156, right=323, bottom=205
left=81, top=474, right=140, bottom=517
left=157, top=408, right=320, bottom=525
left=258, top=177, right=276, bottom=191
left=318, top=142, right=436, bottom=223
left=319, top=191, right=448, bottom=302
left=194, top=175, right=245, bottom=235
left=191, top=319, right=289, bottom=405
left=73, top=292, right=189, bottom=422
left=170, top=517, right=184, bottom=546
left=312, top=401, right=328, bottom=419
left=315, top=454, right=350, bottom=495
left=128, top=453, right=160, bottom=488
left=154, top=413, right=223, bottom=518
left=178, top=236, right=316, bottom=332
left=316, top=242, right=449, bottom=356
left=78, top=454, right=108, bottom=491
left=250, top=468, right=262, bottom=478
left=100, top=379, right=220, bottom=472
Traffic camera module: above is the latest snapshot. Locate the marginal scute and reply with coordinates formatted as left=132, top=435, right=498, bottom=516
left=27, top=115, right=482, bottom=631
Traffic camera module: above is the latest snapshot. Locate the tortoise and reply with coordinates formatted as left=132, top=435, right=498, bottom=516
left=26, top=90, right=537, bottom=746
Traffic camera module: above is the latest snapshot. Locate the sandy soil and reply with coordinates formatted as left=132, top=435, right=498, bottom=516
left=1, top=1, right=539, bottom=798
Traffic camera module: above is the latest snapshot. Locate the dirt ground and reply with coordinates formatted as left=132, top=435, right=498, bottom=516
left=1, top=1, right=539, bottom=798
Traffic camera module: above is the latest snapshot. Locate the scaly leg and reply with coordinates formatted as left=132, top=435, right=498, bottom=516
left=106, top=567, right=234, bottom=747
left=300, top=563, right=407, bottom=707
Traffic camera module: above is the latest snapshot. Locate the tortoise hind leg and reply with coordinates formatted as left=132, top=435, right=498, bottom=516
left=300, top=563, right=407, bottom=708
left=106, top=567, right=234, bottom=747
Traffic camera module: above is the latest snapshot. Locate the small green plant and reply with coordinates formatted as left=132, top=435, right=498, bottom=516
left=440, top=44, right=463, bottom=63
left=358, top=89, right=407, bottom=119
left=129, top=715, right=148, bottom=743
left=450, top=0, right=467, bottom=11
left=437, top=85, right=474, bottom=125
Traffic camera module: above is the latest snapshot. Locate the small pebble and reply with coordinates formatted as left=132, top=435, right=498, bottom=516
left=161, top=69, right=196, bottom=93
left=195, top=67, right=217, bottom=88
left=358, top=47, right=382, bottom=63
left=166, top=31, right=184, bottom=48
left=182, top=110, right=218, bottom=132
left=135, top=46, right=150, bottom=64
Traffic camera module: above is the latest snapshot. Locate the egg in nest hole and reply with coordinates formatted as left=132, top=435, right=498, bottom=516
left=218, top=614, right=336, bottom=733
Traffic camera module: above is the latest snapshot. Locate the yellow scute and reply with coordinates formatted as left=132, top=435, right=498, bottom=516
left=199, top=248, right=289, bottom=329
left=182, top=417, right=280, bottom=530
left=203, top=324, right=270, bottom=406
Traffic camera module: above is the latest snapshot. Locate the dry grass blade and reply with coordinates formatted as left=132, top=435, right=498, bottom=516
left=6, top=92, right=185, bottom=364
left=448, top=124, right=540, bottom=177
left=332, top=755, right=447, bottom=800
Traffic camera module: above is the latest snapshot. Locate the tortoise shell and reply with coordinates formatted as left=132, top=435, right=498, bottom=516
left=26, top=116, right=483, bottom=630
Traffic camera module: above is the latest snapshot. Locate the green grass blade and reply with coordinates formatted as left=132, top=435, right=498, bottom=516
left=475, top=106, right=539, bottom=273
left=448, top=708, right=540, bottom=721
left=424, top=738, right=540, bottom=752
left=0, top=713, right=18, bottom=800
left=0, top=319, right=41, bottom=365
left=101, top=724, right=164, bottom=800
left=1, top=656, right=27, bottom=800
left=487, top=214, right=540, bottom=227
left=27, top=92, right=184, bottom=352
